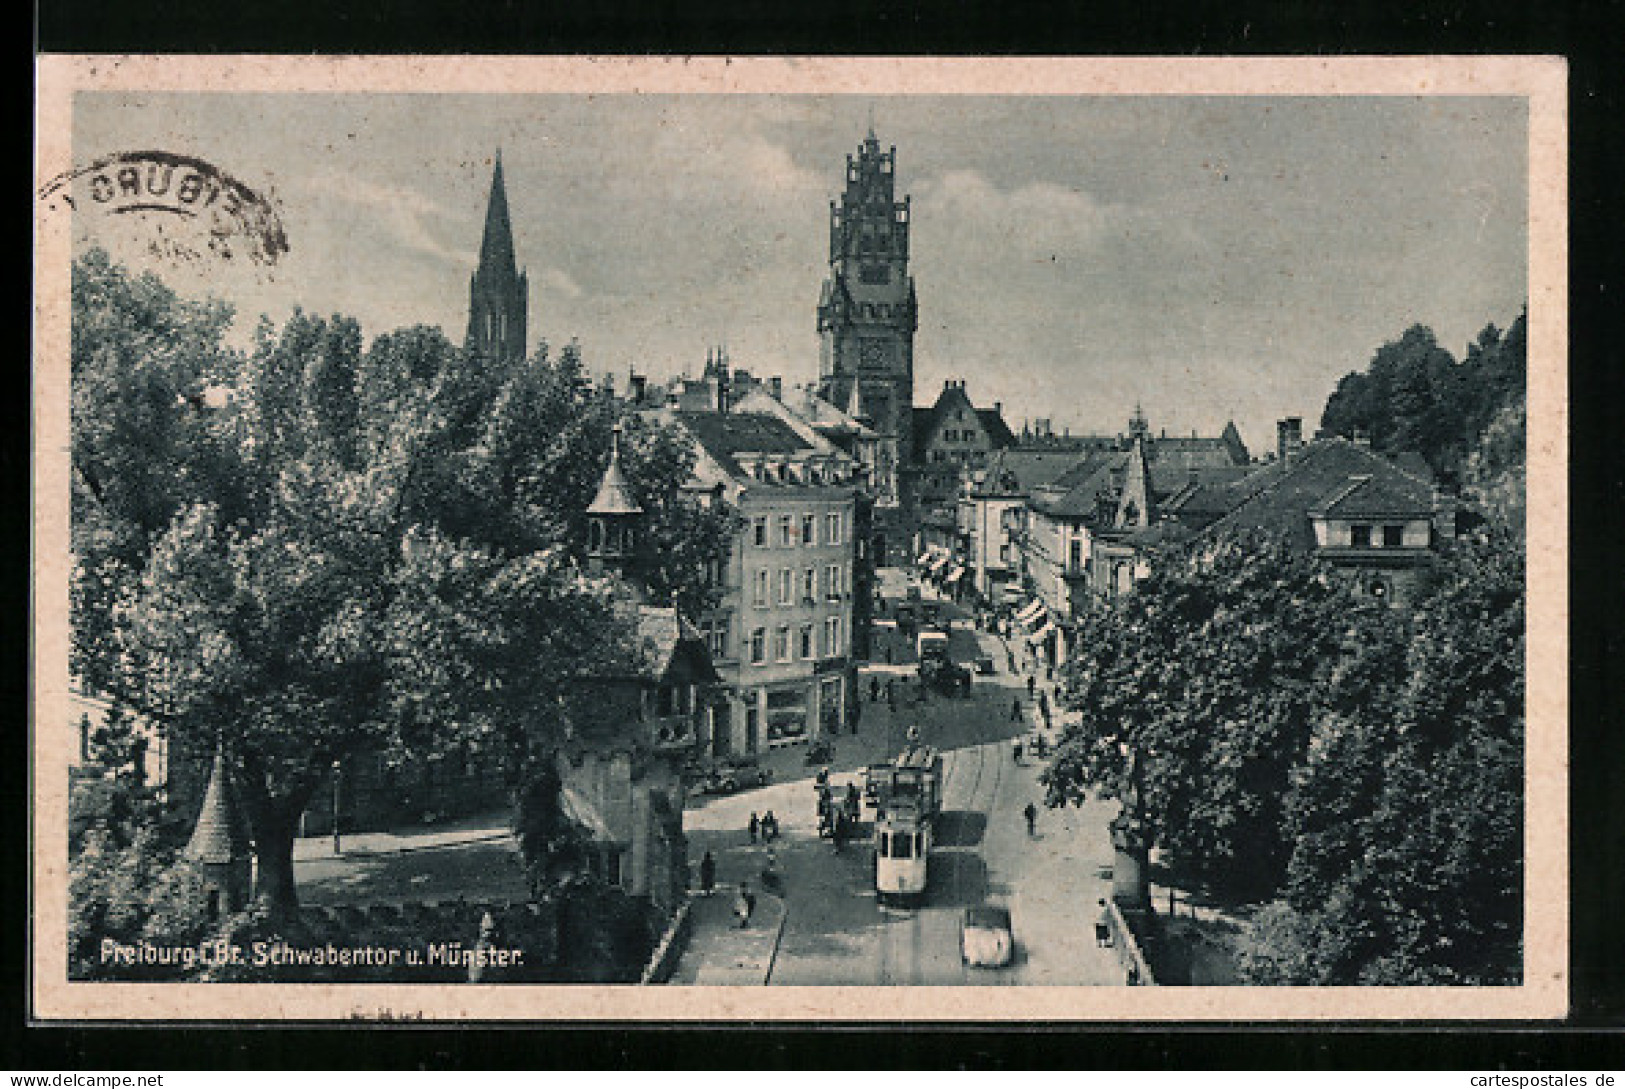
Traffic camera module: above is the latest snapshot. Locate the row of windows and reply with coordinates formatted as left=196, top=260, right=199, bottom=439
left=1350, top=524, right=1408, bottom=548
left=752, top=511, right=846, bottom=548
left=752, top=565, right=849, bottom=607
left=747, top=617, right=844, bottom=665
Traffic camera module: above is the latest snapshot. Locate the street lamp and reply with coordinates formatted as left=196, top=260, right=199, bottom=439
left=331, top=759, right=342, bottom=856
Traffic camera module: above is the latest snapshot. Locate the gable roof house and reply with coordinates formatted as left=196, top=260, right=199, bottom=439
left=1095, top=427, right=1453, bottom=607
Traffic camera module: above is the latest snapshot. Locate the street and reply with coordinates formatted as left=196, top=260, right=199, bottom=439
left=676, top=570, right=1126, bottom=985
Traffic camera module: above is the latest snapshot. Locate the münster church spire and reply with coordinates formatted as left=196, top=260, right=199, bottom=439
left=466, top=151, right=530, bottom=364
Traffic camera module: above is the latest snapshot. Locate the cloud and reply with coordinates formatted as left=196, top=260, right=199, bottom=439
left=540, top=267, right=583, bottom=298
left=302, top=171, right=468, bottom=268
left=915, top=169, right=1113, bottom=262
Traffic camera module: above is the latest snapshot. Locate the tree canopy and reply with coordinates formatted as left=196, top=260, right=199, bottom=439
left=71, top=251, right=732, bottom=914
left=1319, top=309, right=1526, bottom=488
left=1044, top=527, right=1524, bottom=984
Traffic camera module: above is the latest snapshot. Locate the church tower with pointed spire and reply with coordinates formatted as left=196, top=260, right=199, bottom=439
left=817, top=127, right=916, bottom=514
left=466, top=151, right=530, bottom=364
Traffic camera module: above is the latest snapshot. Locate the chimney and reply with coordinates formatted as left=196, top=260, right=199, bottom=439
left=629, top=373, right=648, bottom=404
left=993, top=402, right=1002, bottom=416
left=769, top=375, right=783, bottom=401
left=1277, top=417, right=1304, bottom=462
left=1432, top=485, right=1457, bottom=542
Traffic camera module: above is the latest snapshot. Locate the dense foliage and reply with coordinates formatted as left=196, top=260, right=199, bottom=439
left=70, top=251, right=732, bottom=914
left=1319, top=310, right=1526, bottom=488
left=1045, top=531, right=1524, bottom=984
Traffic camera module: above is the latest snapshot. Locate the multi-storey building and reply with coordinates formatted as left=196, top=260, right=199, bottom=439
left=654, top=389, right=862, bottom=756
left=817, top=129, right=917, bottom=564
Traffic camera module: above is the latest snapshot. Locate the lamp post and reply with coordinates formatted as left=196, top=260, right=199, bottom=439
left=330, top=759, right=342, bottom=856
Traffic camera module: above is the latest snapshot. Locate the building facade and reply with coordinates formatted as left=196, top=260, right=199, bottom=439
left=657, top=391, right=862, bottom=757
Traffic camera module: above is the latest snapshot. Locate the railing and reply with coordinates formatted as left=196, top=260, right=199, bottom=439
left=1105, top=899, right=1158, bottom=986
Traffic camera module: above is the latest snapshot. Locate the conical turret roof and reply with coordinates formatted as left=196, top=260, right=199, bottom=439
left=185, top=744, right=251, bottom=865
left=587, top=426, right=644, bottom=516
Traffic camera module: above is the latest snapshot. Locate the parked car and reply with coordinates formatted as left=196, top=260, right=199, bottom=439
left=695, top=758, right=773, bottom=795
left=961, top=905, right=1015, bottom=968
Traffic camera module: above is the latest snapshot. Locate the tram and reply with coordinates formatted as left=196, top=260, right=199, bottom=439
left=868, top=745, right=943, bottom=905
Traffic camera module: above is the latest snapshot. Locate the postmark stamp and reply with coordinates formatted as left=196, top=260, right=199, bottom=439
left=38, top=149, right=287, bottom=269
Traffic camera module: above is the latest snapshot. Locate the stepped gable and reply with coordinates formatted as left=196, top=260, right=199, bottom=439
left=185, top=746, right=251, bottom=865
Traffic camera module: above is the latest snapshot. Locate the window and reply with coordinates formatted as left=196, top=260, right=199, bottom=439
left=778, top=568, right=794, bottom=605
left=825, top=616, right=843, bottom=657
left=799, top=623, right=814, bottom=659
left=802, top=513, right=816, bottom=546
left=825, top=564, right=843, bottom=600
left=708, top=622, right=729, bottom=660
left=774, top=626, right=791, bottom=662
left=890, top=831, right=913, bottom=859
left=1351, top=524, right=1372, bottom=548
left=778, top=515, right=794, bottom=548
left=803, top=567, right=817, bottom=602
left=753, top=569, right=770, bottom=608
left=750, top=628, right=766, bottom=664
left=1382, top=524, right=1405, bottom=547
left=826, top=511, right=843, bottom=545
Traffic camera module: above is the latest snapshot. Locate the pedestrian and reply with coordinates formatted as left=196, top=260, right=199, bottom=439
left=699, top=850, right=717, bottom=896
left=1011, top=697, right=1022, bottom=723
left=1011, top=737, right=1023, bottom=765
left=735, top=882, right=755, bottom=928
left=748, top=812, right=759, bottom=844
left=1026, top=674, right=1036, bottom=699
left=763, top=810, right=778, bottom=842
left=468, top=911, right=500, bottom=983
left=870, top=677, right=880, bottom=702
left=1038, top=690, right=1049, bottom=717
left=907, top=723, right=921, bottom=744
left=1023, top=801, right=1038, bottom=836
left=1095, top=898, right=1113, bottom=947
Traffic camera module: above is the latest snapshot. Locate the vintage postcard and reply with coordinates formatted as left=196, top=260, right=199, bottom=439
left=32, top=55, right=1567, bottom=1022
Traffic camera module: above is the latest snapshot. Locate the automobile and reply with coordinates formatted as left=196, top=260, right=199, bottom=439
left=695, top=759, right=773, bottom=795
left=960, top=905, right=1015, bottom=968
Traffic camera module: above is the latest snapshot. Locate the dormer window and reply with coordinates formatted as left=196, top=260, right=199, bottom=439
left=1351, top=524, right=1372, bottom=548
left=1382, top=524, right=1404, bottom=547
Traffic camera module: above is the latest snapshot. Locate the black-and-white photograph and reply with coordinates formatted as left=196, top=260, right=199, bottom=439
left=34, top=56, right=1565, bottom=1020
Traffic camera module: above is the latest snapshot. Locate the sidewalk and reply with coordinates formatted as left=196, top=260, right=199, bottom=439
left=665, top=886, right=787, bottom=985
left=292, top=810, right=513, bottom=862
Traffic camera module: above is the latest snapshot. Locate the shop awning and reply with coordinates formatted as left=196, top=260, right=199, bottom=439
left=1015, top=600, right=1046, bottom=626
left=944, top=565, right=965, bottom=584
left=1029, top=621, right=1056, bottom=645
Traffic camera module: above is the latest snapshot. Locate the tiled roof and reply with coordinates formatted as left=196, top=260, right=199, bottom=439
left=976, top=409, right=1016, bottom=448
left=971, top=448, right=1100, bottom=497
left=185, top=746, right=250, bottom=865
left=1204, top=439, right=1437, bottom=547
left=673, top=410, right=813, bottom=478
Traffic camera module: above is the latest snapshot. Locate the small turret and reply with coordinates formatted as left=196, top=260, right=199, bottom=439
left=185, top=742, right=253, bottom=921
left=586, top=425, right=643, bottom=576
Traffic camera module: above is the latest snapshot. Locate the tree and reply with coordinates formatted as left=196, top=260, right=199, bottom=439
left=75, top=254, right=732, bottom=915
left=1319, top=310, right=1526, bottom=489
left=1240, top=536, right=1524, bottom=984
left=1044, top=533, right=1357, bottom=898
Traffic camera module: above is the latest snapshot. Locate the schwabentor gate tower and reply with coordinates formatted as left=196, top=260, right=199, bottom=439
left=817, top=128, right=917, bottom=533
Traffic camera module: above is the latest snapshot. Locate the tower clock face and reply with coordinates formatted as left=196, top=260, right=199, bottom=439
left=858, top=338, right=892, bottom=371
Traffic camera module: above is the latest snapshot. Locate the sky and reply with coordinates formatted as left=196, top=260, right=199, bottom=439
left=70, top=93, right=1528, bottom=457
